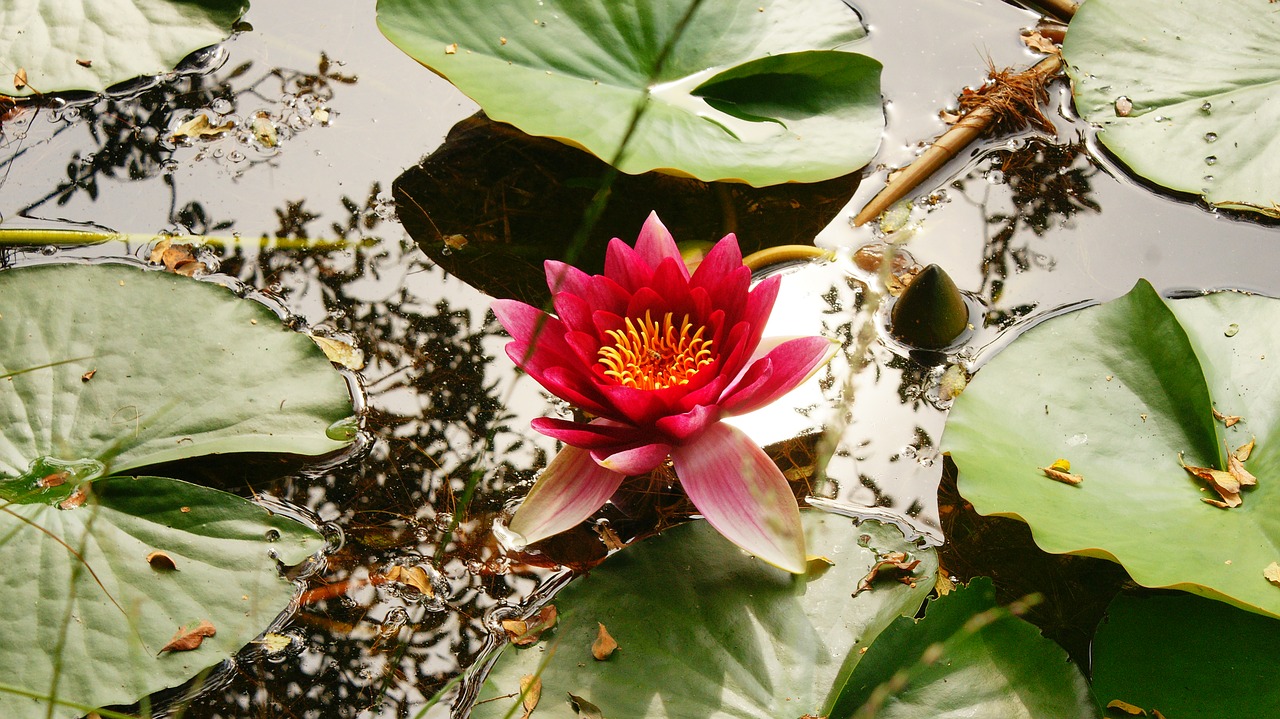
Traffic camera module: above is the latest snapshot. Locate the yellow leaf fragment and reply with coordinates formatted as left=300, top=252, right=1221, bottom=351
left=14, top=68, right=27, bottom=90
left=591, top=622, right=618, bottom=660
left=934, top=571, right=955, bottom=597
left=251, top=112, right=278, bottom=148
left=1179, top=453, right=1242, bottom=507
left=1040, top=459, right=1083, bottom=485
left=806, top=554, right=835, bottom=579
left=254, top=632, right=294, bottom=654
left=1233, top=437, right=1256, bottom=462
left=311, top=335, right=366, bottom=370
left=1021, top=30, right=1060, bottom=55
left=160, top=619, right=216, bottom=653
left=1265, top=562, right=1280, bottom=588
left=518, top=674, right=541, bottom=719
left=1105, top=699, right=1147, bottom=716
left=1228, top=453, right=1257, bottom=487
left=445, top=43, right=459, bottom=54
left=1212, top=407, right=1242, bottom=427
left=381, top=564, right=434, bottom=597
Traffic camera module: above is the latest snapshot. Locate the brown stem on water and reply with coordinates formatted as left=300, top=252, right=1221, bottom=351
left=1022, top=0, right=1079, bottom=23
left=853, top=54, right=1063, bottom=227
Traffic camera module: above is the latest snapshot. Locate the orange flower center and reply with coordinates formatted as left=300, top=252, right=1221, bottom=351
left=597, top=311, right=714, bottom=390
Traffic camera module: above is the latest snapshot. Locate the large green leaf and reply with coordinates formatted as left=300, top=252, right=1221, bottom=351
left=0, top=263, right=355, bottom=481
left=471, top=513, right=937, bottom=719
left=829, top=578, right=1098, bottom=719
left=376, top=0, right=883, bottom=186
left=0, top=474, right=322, bottom=719
left=1063, top=0, right=1280, bottom=217
left=946, top=280, right=1280, bottom=617
left=0, top=0, right=248, bottom=97
left=1091, top=592, right=1280, bottom=717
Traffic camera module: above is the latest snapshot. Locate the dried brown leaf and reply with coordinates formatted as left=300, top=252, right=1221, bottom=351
left=1212, top=407, right=1242, bottom=427
left=160, top=619, right=216, bottom=653
left=383, top=564, right=434, bottom=597
left=567, top=693, right=604, bottom=719
left=1265, top=562, right=1280, bottom=588
left=1233, top=437, right=1256, bottom=462
left=1021, top=30, right=1060, bottom=55
left=146, top=550, right=178, bottom=571
left=504, top=605, right=557, bottom=646
left=171, top=114, right=235, bottom=141
left=519, top=674, right=541, bottom=719
left=592, top=622, right=618, bottom=660
left=59, top=485, right=88, bottom=509
left=76, top=58, right=93, bottom=68
left=38, top=471, right=68, bottom=488
left=1179, top=453, right=1242, bottom=506
left=1040, top=458, right=1083, bottom=485
left=595, top=522, right=625, bottom=551
left=1228, top=453, right=1257, bottom=487
left=14, top=68, right=27, bottom=90
left=81, top=369, right=96, bottom=382
left=311, top=335, right=366, bottom=370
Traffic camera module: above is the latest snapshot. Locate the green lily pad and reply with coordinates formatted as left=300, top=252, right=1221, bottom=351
left=945, top=279, right=1280, bottom=617
left=376, top=0, right=883, bottom=186
left=829, top=578, right=1098, bottom=719
left=0, top=0, right=248, bottom=98
left=1091, top=592, right=1280, bottom=717
left=1063, top=0, right=1280, bottom=217
left=470, top=513, right=937, bottom=719
left=0, top=474, right=322, bottom=719
left=0, top=263, right=355, bottom=480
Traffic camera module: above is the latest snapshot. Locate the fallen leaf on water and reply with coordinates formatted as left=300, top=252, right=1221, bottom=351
left=251, top=112, right=278, bottom=148
left=934, top=570, right=955, bottom=597
left=171, top=114, right=235, bottom=141
left=381, top=564, right=434, bottom=597
left=1265, top=562, right=1280, bottom=588
left=146, top=551, right=178, bottom=571
left=567, top=693, right=604, bottom=719
left=160, top=619, right=216, bottom=653
left=1021, top=30, right=1060, bottom=55
left=854, top=551, right=921, bottom=596
left=148, top=238, right=209, bottom=276
left=1105, top=699, right=1147, bottom=716
left=1233, top=437, right=1256, bottom=462
left=1039, top=458, right=1083, bottom=485
left=503, top=605, right=557, bottom=646
left=519, top=674, right=541, bottom=719
left=1178, top=453, right=1242, bottom=507
left=253, top=632, right=294, bottom=654
left=310, top=335, right=366, bottom=370
left=592, top=623, right=618, bottom=660
left=1212, top=407, right=1242, bottom=427
left=14, top=68, right=27, bottom=90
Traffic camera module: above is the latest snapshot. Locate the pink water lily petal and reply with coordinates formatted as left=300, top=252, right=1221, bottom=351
left=492, top=299, right=558, bottom=345
left=597, top=383, right=668, bottom=425
left=634, top=211, right=689, bottom=279
left=655, top=404, right=720, bottom=443
left=531, top=416, right=645, bottom=449
left=508, top=446, right=625, bottom=546
left=592, top=441, right=672, bottom=475
left=690, top=234, right=743, bottom=293
left=546, top=260, right=630, bottom=315
left=553, top=289, right=594, bottom=334
left=720, top=336, right=838, bottom=416
left=604, top=238, right=654, bottom=292
left=671, top=422, right=806, bottom=574
left=538, top=366, right=612, bottom=416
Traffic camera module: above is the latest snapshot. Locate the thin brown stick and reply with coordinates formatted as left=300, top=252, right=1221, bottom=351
left=853, top=54, right=1063, bottom=227
left=1022, top=0, right=1079, bottom=23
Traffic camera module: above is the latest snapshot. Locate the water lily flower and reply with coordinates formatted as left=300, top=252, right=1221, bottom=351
left=493, top=213, right=836, bottom=573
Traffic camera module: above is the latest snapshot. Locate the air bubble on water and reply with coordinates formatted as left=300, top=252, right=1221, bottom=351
left=211, top=98, right=233, bottom=114
left=228, top=150, right=246, bottom=163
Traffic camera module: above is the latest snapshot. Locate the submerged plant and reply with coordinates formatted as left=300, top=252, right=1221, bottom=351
left=493, top=212, right=835, bottom=572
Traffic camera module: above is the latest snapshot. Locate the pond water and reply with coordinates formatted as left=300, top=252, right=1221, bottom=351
left=1, top=0, right=1277, bottom=717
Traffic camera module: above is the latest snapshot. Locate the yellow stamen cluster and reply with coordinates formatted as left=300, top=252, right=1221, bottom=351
left=598, top=311, right=714, bottom=390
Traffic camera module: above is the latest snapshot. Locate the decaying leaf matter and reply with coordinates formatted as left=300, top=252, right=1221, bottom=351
left=160, top=619, right=216, bottom=653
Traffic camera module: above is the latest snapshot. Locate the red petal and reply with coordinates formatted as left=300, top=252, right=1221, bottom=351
left=492, top=299, right=556, bottom=344
left=604, top=238, right=653, bottom=292
left=671, top=423, right=806, bottom=574
left=720, top=336, right=836, bottom=415
left=531, top=417, right=644, bottom=449
left=689, top=234, right=744, bottom=293
left=508, top=447, right=625, bottom=546
left=592, top=442, right=672, bottom=475
left=655, top=404, right=720, bottom=442
left=634, top=212, right=689, bottom=279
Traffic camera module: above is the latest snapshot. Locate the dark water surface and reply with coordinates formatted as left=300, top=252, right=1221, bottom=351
left=1, top=0, right=1276, bottom=716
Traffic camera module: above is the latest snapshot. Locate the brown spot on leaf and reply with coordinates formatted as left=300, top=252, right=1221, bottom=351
left=160, top=619, right=216, bottom=653
left=592, top=622, right=618, bottom=660
left=146, top=551, right=178, bottom=571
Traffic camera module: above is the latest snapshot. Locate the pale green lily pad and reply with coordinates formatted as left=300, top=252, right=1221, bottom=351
left=829, top=578, right=1098, bottom=719
left=471, top=513, right=937, bottom=719
left=376, top=0, right=883, bottom=186
left=0, top=263, right=355, bottom=480
left=0, top=0, right=248, bottom=97
left=0, top=474, right=322, bottom=719
left=1091, top=592, right=1280, bottom=717
left=1063, top=0, right=1280, bottom=217
left=945, top=279, right=1280, bottom=617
